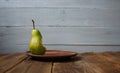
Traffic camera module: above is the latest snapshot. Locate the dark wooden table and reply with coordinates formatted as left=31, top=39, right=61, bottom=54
left=0, top=52, right=120, bottom=73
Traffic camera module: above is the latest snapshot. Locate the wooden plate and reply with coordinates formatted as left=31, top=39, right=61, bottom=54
left=27, top=50, right=78, bottom=61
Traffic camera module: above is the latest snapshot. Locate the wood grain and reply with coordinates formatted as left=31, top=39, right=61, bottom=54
left=53, top=52, right=120, bottom=73
left=6, top=58, right=52, bottom=73
left=0, top=53, right=27, bottom=73
left=0, top=52, right=120, bottom=73
left=53, top=61, right=84, bottom=73
left=81, top=52, right=120, bottom=73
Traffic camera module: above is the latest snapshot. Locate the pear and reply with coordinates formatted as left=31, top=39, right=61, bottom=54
left=29, top=20, right=46, bottom=55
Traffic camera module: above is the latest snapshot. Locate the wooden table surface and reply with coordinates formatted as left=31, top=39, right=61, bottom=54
left=0, top=51, right=120, bottom=73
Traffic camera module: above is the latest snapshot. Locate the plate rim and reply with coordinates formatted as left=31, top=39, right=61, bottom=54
left=27, top=50, right=78, bottom=58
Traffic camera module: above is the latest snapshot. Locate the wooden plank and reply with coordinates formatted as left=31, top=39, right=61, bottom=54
left=0, top=52, right=120, bottom=73
left=99, top=52, right=120, bottom=64
left=53, top=52, right=120, bottom=73
left=1, top=45, right=120, bottom=54
left=0, top=26, right=120, bottom=53
left=81, top=52, right=120, bottom=73
left=6, top=58, right=52, bottom=73
left=0, top=8, right=120, bottom=27
left=0, top=0, right=120, bottom=9
left=53, top=53, right=104, bottom=73
left=0, top=54, right=8, bottom=57
left=0, top=27, right=120, bottom=45
left=0, top=53, right=27, bottom=73
left=53, top=61, right=84, bottom=73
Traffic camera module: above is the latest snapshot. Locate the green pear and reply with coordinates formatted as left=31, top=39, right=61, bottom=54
left=29, top=20, right=46, bottom=55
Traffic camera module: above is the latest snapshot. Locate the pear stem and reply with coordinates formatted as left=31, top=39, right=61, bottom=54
left=32, top=19, right=35, bottom=29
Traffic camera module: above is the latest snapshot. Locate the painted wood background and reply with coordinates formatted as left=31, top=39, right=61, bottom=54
left=0, top=0, right=120, bottom=54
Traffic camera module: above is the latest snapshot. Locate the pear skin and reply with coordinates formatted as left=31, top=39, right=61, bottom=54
left=29, top=20, right=46, bottom=55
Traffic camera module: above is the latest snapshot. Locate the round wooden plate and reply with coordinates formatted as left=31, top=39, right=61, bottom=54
left=27, top=50, right=78, bottom=61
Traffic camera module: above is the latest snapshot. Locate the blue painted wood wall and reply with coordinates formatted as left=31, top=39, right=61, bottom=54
left=0, top=0, right=120, bottom=54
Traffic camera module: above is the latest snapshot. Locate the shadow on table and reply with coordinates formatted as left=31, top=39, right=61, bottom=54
left=27, top=55, right=82, bottom=62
